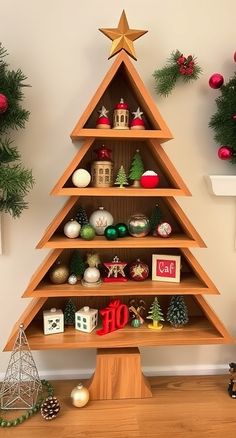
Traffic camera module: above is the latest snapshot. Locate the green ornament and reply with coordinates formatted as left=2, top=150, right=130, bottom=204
left=115, top=222, right=128, bottom=237
left=131, top=318, right=141, bottom=328
left=104, top=225, right=118, bottom=240
left=80, top=224, right=95, bottom=240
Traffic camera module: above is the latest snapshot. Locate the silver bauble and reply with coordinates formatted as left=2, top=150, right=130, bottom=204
left=71, top=383, right=89, bottom=408
left=89, top=206, right=114, bottom=235
left=127, top=213, right=150, bottom=237
left=63, top=219, right=81, bottom=238
left=68, top=274, right=78, bottom=285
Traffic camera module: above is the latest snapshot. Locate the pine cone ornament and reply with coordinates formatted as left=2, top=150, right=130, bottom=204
left=41, top=396, right=60, bottom=420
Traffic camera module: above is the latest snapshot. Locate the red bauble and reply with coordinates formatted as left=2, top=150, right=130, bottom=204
left=0, top=93, right=9, bottom=114
left=94, top=145, right=112, bottom=160
left=140, top=171, right=160, bottom=188
left=209, top=73, right=224, bottom=89
left=218, top=146, right=233, bottom=160
left=129, top=259, right=149, bottom=281
left=234, top=52, right=236, bottom=62
left=232, top=114, right=236, bottom=121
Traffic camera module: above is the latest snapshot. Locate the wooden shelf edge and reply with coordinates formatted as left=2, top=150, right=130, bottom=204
left=71, top=129, right=172, bottom=142
left=51, top=187, right=191, bottom=197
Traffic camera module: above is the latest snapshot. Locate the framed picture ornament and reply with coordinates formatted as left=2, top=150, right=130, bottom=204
left=152, top=254, right=181, bottom=283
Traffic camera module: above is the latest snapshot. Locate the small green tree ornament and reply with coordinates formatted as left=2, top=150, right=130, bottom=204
left=149, top=204, right=162, bottom=235
left=114, top=165, right=128, bottom=188
left=167, top=295, right=189, bottom=328
left=147, top=297, right=164, bottom=330
left=69, top=250, right=85, bottom=279
left=129, top=149, right=144, bottom=187
left=64, top=299, right=77, bottom=326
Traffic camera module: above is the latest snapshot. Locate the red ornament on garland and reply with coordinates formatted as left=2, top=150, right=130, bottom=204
left=209, top=73, right=224, bottom=89
left=218, top=146, right=233, bottom=160
left=129, top=259, right=149, bottom=281
left=0, top=93, right=9, bottom=114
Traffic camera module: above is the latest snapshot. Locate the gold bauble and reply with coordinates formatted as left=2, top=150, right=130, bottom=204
left=71, top=383, right=89, bottom=408
left=49, top=263, right=69, bottom=284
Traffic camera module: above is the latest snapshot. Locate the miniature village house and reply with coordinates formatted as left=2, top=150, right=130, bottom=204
left=75, top=306, right=98, bottom=333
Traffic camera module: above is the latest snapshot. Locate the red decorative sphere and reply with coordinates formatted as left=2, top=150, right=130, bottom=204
left=140, top=171, right=160, bottom=188
left=129, top=259, right=149, bottom=281
left=218, top=146, right=233, bottom=160
left=0, top=93, right=9, bottom=114
left=209, top=73, right=224, bottom=89
left=234, top=52, right=236, bottom=62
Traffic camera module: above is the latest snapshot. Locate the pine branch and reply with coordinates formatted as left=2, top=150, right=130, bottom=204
left=0, top=164, right=34, bottom=197
left=0, top=194, right=28, bottom=218
left=0, top=138, right=20, bottom=163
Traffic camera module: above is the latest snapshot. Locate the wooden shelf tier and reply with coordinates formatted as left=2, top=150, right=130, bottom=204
left=71, top=129, right=171, bottom=141
left=42, top=234, right=203, bottom=249
left=53, top=187, right=188, bottom=197
left=30, top=275, right=219, bottom=298
left=24, top=317, right=227, bottom=350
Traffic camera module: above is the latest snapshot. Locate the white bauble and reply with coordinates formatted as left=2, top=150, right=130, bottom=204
left=89, top=206, right=114, bottom=235
left=83, top=267, right=100, bottom=283
left=64, top=219, right=81, bottom=238
left=72, top=169, right=91, bottom=188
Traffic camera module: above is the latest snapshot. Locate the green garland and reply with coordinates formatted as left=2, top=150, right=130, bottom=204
left=153, top=50, right=202, bottom=97
left=0, top=379, right=54, bottom=428
left=209, top=73, right=236, bottom=164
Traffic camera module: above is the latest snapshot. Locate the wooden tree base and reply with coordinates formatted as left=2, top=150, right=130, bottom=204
left=87, top=347, right=152, bottom=400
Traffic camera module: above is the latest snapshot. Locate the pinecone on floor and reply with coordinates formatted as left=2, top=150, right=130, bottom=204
left=41, top=396, right=60, bottom=420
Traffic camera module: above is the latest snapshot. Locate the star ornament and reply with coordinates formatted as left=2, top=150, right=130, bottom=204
left=132, top=107, right=143, bottom=119
left=99, top=10, right=147, bottom=60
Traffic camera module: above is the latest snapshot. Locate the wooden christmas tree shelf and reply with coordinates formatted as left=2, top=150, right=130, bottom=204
left=5, top=15, right=232, bottom=401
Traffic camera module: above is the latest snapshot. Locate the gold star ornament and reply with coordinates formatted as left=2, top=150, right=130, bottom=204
left=99, top=10, right=147, bottom=60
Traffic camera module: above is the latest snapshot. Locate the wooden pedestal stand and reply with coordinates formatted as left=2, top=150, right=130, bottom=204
left=87, top=347, right=152, bottom=400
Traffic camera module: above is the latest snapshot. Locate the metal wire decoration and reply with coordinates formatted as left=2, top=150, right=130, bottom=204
left=0, top=324, right=42, bottom=410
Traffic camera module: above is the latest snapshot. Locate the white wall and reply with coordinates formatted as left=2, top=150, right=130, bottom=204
left=0, top=0, right=235, bottom=378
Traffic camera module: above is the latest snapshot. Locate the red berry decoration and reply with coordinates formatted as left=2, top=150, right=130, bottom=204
left=209, top=73, right=224, bottom=89
left=218, top=146, right=233, bottom=160
left=129, top=259, right=149, bottom=281
left=0, top=93, right=9, bottom=113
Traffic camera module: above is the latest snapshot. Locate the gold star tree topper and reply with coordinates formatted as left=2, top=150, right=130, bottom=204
left=99, top=10, right=147, bottom=60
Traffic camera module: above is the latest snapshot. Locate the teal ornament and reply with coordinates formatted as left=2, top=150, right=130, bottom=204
left=115, top=223, right=128, bottom=237
left=104, top=225, right=118, bottom=240
left=131, top=318, right=141, bottom=328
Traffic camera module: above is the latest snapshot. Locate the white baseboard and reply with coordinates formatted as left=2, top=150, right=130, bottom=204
left=0, top=364, right=228, bottom=381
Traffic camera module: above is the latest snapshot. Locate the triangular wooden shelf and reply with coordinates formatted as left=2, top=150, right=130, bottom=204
left=70, top=51, right=173, bottom=142
left=51, top=138, right=190, bottom=197
left=4, top=294, right=232, bottom=352
left=21, top=248, right=217, bottom=298
left=36, top=196, right=205, bottom=249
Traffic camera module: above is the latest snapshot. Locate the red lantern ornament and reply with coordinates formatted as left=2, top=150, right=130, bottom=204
left=218, top=146, right=233, bottom=160
left=209, top=73, right=224, bottom=89
left=129, top=259, right=149, bottom=281
left=0, top=93, right=9, bottom=114
left=96, top=106, right=111, bottom=129
left=140, top=171, right=160, bottom=188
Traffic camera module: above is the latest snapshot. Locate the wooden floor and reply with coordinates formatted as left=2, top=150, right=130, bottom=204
left=1, top=375, right=235, bottom=438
